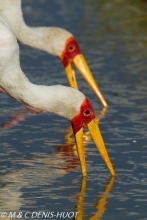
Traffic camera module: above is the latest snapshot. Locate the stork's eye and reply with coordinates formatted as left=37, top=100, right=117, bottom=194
left=84, top=109, right=91, bottom=116
left=68, top=45, right=75, bottom=52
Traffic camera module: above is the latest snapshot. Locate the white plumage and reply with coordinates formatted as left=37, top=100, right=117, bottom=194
left=0, top=17, right=85, bottom=120
left=0, top=0, right=108, bottom=107
left=0, top=12, right=115, bottom=176
left=0, top=0, right=72, bottom=56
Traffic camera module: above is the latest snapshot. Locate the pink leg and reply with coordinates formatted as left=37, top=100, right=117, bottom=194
left=0, top=87, right=42, bottom=113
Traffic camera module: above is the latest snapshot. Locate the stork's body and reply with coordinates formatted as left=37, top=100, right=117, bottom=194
left=0, top=0, right=107, bottom=107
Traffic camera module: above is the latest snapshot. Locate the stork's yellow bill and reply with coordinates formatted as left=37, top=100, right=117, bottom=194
left=71, top=98, right=116, bottom=176
left=60, top=37, right=108, bottom=107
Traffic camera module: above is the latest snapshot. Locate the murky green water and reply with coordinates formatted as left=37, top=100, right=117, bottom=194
left=1, top=0, right=147, bottom=219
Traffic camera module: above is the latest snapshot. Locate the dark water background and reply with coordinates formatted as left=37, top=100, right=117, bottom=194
left=1, top=0, right=147, bottom=219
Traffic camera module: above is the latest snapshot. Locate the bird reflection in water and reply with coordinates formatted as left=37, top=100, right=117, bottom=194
left=74, top=176, right=115, bottom=220
left=0, top=166, right=115, bottom=219
left=1, top=107, right=108, bottom=174
left=1, top=109, right=31, bottom=129
left=1, top=107, right=108, bottom=171
left=0, top=106, right=115, bottom=218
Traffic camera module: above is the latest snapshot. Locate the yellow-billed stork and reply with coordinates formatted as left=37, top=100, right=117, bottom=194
left=0, top=16, right=115, bottom=176
left=0, top=0, right=107, bottom=107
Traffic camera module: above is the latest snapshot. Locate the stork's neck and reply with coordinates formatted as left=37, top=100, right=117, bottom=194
left=0, top=0, right=49, bottom=52
left=0, top=3, right=45, bottom=53
left=0, top=55, right=85, bottom=120
left=0, top=0, right=72, bottom=57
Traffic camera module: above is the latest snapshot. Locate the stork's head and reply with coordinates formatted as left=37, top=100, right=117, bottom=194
left=69, top=97, right=116, bottom=176
left=46, top=85, right=115, bottom=176
left=46, top=28, right=107, bottom=107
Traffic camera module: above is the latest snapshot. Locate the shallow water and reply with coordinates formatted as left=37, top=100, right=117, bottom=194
left=1, top=0, right=147, bottom=219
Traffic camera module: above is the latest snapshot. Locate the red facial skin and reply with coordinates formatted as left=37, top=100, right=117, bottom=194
left=71, top=98, right=95, bottom=135
left=60, top=37, right=81, bottom=68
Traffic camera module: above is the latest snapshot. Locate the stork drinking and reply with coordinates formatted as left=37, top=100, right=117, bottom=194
left=0, top=17, right=115, bottom=176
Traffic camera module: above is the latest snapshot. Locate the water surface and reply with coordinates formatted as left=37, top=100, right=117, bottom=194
left=1, top=0, right=147, bottom=219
